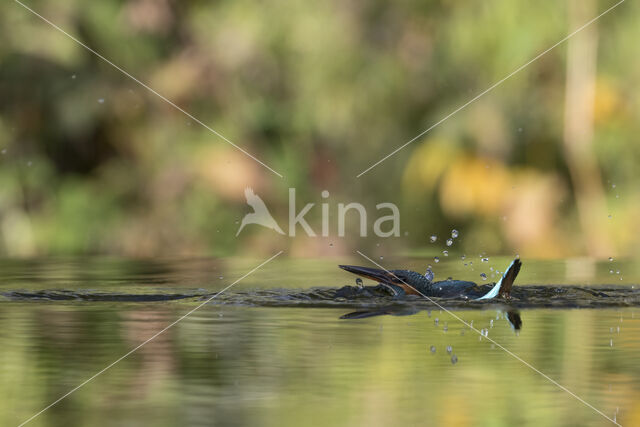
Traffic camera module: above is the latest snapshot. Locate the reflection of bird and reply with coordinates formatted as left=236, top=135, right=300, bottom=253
left=339, top=305, right=522, bottom=332
left=338, top=258, right=522, bottom=300
left=236, top=187, right=285, bottom=236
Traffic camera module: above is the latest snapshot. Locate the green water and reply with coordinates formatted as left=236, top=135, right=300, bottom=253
left=1, top=257, right=639, bottom=426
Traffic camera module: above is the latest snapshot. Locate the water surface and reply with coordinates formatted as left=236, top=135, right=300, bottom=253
left=1, top=257, right=639, bottom=426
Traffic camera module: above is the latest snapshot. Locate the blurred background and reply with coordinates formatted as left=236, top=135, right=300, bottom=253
left=0, top=0, right=638, bottom=259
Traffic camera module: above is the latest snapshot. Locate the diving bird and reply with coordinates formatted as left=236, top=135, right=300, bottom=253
left=236, top=187, right=285, bottom=236
left=338, top=258, right=522, bottom=300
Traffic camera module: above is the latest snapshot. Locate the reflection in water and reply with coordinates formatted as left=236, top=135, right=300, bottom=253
left=1, top=304, right=639, bottom=426
left=505, top=310, right=523, bottom=330
left=2, top=258, right=640, bottom=426
left=339, top=306, right=522, bottom=331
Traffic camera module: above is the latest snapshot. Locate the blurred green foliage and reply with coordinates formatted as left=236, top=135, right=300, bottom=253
left=0, top=0, right=639, bottom=257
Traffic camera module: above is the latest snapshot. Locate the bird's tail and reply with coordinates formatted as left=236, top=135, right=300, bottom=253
left=476, top=258, right=522, bottom=300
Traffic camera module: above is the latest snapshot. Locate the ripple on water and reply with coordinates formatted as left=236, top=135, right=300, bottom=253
left=3, top=284, right=640, bottom=312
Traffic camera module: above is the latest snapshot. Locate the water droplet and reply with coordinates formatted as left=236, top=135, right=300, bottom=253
left=609, top=257, right=614, bottom=262
left=480, top=273, right=487, bottom=280
left=424, top=268, right=434, bottom=282
left=430, top=345, right=436, bottom=354
left=451, top=229, right=459, bottom=238
left=446, top=345, right=452, bottom=354
left=442, top=250, right=448, bottom=257
left=98, top=98, right=105, bottom=104
left=355, top=278, right=363, bottom=287
left=430, top=235, right=437, bottom=243
left=451, top=355, right=458, bottom=364
left=446, top=239, right=453, bottom=246
left=434, top=257, right=440, bottom=263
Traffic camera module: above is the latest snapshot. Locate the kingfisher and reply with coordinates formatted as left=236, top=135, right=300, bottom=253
left=337, top=258, right=522, bottom=300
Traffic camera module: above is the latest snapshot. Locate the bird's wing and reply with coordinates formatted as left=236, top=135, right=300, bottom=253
left=476, top=258, right=522, bottom=300
left=338, top=265, right=421, bottom=295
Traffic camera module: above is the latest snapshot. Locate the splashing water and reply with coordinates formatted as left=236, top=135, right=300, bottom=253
left=424, top=268, right=434, bottom=282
